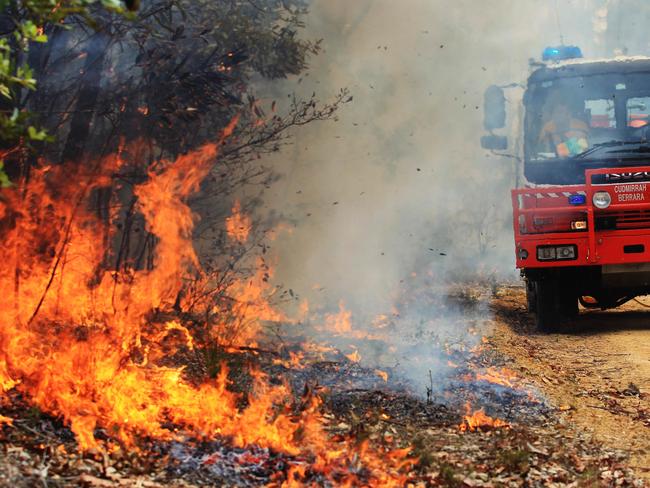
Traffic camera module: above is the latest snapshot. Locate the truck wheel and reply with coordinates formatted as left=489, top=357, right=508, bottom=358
left=534, top=279, right=569, bottom=333
left=559, top=291, right=578, bottom=318
left=526, top=280, right=537, bottom=313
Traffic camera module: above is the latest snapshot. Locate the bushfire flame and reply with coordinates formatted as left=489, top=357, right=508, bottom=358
left=475, top=367, right=520, bottom=389
left=345, top=348, right=361, bottom=363
left=225, top=199, right=252, bottom=243
left=0, top=119, right=412, bottom=484
left=459, top=403, right=510, bottom=432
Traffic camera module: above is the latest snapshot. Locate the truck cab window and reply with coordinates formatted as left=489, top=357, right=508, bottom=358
left=526, top=72, right=650, bottom=167
left=586, top=98, right=616, bottom=128
left=534, top=94, right=590, bottom=158
left=627, top=97, right=650, bottom=127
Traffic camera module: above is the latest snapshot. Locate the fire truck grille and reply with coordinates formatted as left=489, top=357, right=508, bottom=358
left=595, top=210, right=650, bottom=230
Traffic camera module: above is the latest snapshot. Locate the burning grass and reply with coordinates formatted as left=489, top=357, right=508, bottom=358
left=0, top=129, right=416, bottom=486
left=0, top=325, right=646, bottom=486
left=458, top=404, right=510, bottom=433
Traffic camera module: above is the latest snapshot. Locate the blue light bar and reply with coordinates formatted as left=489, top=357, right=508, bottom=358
left=542, top=45, right=583, bottom=62
left=568, top=194, right=586, bottom=205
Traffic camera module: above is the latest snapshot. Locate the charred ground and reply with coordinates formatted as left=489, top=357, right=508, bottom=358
left=0, top=283, right=647, bottom=487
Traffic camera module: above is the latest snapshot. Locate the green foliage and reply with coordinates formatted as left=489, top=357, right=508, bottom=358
left=27, top=125, right=50, bottom=141
left=0, top=0, right=134, bottom=183
left=17, top=20, right=48, bottom=43
left=1, top=0, right=337, bottom=195
left=0, top=161, right=11, bottom=188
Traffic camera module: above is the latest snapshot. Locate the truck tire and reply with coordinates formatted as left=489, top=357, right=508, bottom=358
left=534, top=279, right=574, bottom=333
left=526, top=279, right=537, bottom=313
left=558, top=290, right=578, bottom=318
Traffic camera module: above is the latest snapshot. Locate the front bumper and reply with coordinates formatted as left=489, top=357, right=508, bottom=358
left=513, top=165, right=650, bottom=269
left=515, top=228, right=650, bottom=268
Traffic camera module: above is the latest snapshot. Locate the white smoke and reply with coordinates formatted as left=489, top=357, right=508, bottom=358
left=250, top=0, right=647, bottom=391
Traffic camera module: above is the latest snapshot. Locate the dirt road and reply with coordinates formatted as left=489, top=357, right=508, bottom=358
left=491, top=285, right=650, bottom=477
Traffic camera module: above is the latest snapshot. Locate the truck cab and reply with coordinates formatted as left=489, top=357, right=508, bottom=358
left=484, top=49, right=650, bottom=331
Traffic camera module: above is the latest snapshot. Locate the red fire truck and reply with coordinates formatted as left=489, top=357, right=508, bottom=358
left=483, top=47, right=650, bottom=332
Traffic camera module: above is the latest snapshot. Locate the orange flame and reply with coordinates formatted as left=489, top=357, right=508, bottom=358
left=324, top=300, right=353, bottom=334
left=459, top=403, right=510, bottom=432
left=345, top=349, right=361, bottom=363
left=321, top=301, right=385, bottom=341
left=475, top=367, right=520, bottom=389
left=225, top=199, right=252, bottom=243
left=0, top=117, right=411, bottom=484
left=273, top=351, right=306, bottom=370
left=374, top=369, right=388, bottom=382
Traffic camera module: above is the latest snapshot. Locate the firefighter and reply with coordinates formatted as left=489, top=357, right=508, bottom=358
left=539, top=102, right=589, bottom=157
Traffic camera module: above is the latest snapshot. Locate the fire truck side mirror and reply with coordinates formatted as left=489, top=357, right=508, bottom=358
left=481, top=134, right=508, bottom=151
left=483, top=85, right=506, bottom=130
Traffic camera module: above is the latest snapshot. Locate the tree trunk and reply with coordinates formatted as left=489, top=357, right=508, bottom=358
left=60, top=31, right=110, bottom=163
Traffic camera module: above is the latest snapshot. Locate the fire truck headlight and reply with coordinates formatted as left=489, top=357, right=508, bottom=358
left=556, top=245, right=576, bottom=260
left=593, top=191, right=612, bottom=209
left=537, top=245, right=577, bottom=261
left=537, top=246, right=556, bottom=261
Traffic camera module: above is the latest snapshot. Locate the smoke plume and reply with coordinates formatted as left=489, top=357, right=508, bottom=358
left=250, top=0, right=646, bottom=391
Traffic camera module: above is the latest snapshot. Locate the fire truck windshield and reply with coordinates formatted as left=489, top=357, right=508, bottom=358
left=524, top=70, right=650, bottom=184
